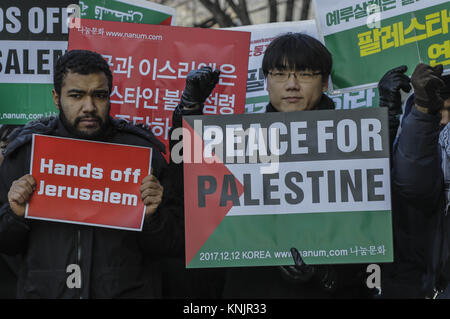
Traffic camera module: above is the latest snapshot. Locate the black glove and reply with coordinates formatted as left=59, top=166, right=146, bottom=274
left=378, top=65, right=411, bottom=147
left=411, top=63, right=445, bottom=114
left=280, top=247, right=338, bottom=293
left=180, top=66, right=220, bottom=109
left=315, top=265, right=339, bottom=294
left=279, top=248, right=316, bottom=283
left=378, top=65, right=411, bottom=115
left=435, top=257, right=450, bottom=294
left=171, top=67, right=220, bottom=133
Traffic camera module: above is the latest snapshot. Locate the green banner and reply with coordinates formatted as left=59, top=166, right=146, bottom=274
left=0, top=83, right=57, bottom=124
left=188, top=211, right=392, bottom=268
left=183, top=107, right=394, bottom=268
left=0, top=0, right=175, bottom=125
left=0, top=0, right=73, bottom=125
left=314, top=0, right=450, bottom=92
left=79, top=0, right=175, bottom=25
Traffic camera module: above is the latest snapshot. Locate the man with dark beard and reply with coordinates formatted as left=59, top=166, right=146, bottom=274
left=0, top=50, right=183, bottom=298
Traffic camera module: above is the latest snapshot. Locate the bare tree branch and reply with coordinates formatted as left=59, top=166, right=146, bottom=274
left=224, top=0, right=251, bottom=25
left=194, top=16, right=218, bottom=28
left=237, top=0, right=252, bottom=25
left=196, top=0, right=309, bottom=27
left=199, top=0, right=236, bottom=27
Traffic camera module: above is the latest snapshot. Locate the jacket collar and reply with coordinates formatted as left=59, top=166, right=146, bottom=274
left=3, top=115, right=166, bottom=158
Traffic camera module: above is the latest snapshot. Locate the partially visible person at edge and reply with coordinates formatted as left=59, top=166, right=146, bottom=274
left=167, top=33, right=378, bottom=298
left=0, top=50, right=183, bottom=298
left=0, top=124, right=22, bottom=298
left=0, top=125, right=21, bottom=166
left=378, top=62, right=450, bottom=298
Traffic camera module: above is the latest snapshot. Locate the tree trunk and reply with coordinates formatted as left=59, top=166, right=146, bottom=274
left=237, top=0, right=252, bottom=25
left=268, top=0, right=278, bottom=22
left=300, top=0, right=311, bottom=20
left=285, top=0, right=295, bottom=21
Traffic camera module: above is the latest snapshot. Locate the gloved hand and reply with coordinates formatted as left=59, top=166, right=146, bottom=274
left=279, top=247, right=338, bottom=293
left=378, top=65, right=411, bottom=115
left=171, top=67, right=220, bottom=131
left=180, top=66, right=221, bottom=109
left=411, top=63, right=445, bottom=114
left=315, top=265, right=338, bottom=294
left=279, top=248, right=315, bottom=283
left=378, top=65, right=411, bottom=147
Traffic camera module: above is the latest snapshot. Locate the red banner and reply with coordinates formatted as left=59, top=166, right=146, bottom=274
left=26, top=134, right=152, bottom=231
left=68, top=19, right=250, bottom=161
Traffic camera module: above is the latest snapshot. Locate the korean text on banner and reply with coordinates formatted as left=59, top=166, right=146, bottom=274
left=79, top=0, right=176, bottom=25
left=0, top=0, right=73, bottom=125
left=68, top=18, right=250, bottom=161
left=183, top=107, right=393, bottom=268
left=26, top=134, right=152, bottom=231
left=313, top=0, right=450, bottom=93
left=225, top=20, right=380, bottom=112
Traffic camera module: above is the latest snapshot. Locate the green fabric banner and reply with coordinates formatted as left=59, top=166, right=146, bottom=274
left=0, top=0, right=175, bottom=125
left=314, top=0, right=450, bottom=92
left=183, top=107, right=394, bottom=268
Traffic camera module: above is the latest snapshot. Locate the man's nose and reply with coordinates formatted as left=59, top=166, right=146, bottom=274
left=82, top=95, right=96, bottom=113
left=285, top=74, right=301, bottom=89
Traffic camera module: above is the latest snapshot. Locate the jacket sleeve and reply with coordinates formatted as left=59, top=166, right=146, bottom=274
left=0, top=146, right=32, bottom=255
left=392, top=106, right=443, bottom=202
left=0, top=204, right=30, bottom=255
left=137, top=149, right=185, bottom=257
left=388, top=106, right=448, bottom=297
left=167, top=103, right=202, bottom=222
left=138, top=103, right=203, bottom=258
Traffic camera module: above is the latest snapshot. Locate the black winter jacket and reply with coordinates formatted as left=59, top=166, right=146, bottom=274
left=0, top=117, right=183, bottom=298
left=169, top=95, right=374, bottom=299
left=221, top=95, right=373, bottom=299
left=384, top=103, right=450, bottom=298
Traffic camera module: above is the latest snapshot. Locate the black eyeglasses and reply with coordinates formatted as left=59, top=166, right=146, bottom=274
left=269, top=70, right=322, bottom=83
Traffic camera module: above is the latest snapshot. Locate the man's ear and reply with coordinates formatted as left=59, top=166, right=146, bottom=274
left=52, top=89, right=60, bottom=110
left=322, top=76, right=329, bottom=92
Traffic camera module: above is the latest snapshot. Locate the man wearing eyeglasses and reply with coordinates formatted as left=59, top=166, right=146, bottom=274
left=262, top=32, right=334, bottom=113
left=164, top=33, right=374, bottom=299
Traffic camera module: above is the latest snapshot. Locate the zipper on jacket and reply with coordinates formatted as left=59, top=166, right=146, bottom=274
left=76, top=229, right=82, bottom=299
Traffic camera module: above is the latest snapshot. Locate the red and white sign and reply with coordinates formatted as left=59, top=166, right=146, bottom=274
left=68, top=19, right=251, bottom=161
left=26, top=134, right=152, bottom=231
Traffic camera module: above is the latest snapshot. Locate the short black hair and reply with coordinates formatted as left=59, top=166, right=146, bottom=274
left=262, top=33, right=333, bottom=80
left=53, top=50, right=113, bottom=95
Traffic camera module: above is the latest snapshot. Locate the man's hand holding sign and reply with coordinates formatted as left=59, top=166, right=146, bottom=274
left=8, top=174, right=36, bottom=218
left=140, top=173, right=164, bottom=218
left=8, top=168, right=163, bottom=224
left=12, top=133, right=161, bottom=231
left=0, top=50, right=183, bottom=299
